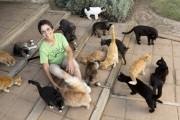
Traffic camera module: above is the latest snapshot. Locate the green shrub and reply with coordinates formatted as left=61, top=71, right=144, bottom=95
left=56, top=0, right=134, bottom=22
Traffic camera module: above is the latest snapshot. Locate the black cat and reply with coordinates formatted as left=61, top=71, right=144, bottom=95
left=28, top=80, right=64, bottom=112
left=101, top=38, right=129, bottom=64
left=58, top=19, right=78, bottom=51
left=117, top=72, right=162, bottom=113
left=150, top=57, right=169, bottom=98
left=122, top=25, right=158, bottom=45
left=91, top=21, right=112, bottom=38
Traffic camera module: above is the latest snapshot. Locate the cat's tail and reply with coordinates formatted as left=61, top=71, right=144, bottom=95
left=122, top=28, right=134, bottom=34
left=28, top=80, right=42, bottom=91
left=80, top=8, right=85, bottom=18
left=27, top=56, right=40, bottom=62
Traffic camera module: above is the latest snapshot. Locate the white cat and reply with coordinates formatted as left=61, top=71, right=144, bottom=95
left=80, top=7, right=106, bottom=20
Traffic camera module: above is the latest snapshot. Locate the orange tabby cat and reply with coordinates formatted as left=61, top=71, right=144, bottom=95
left=0, top=76, right=22, bottom=92
left=129, top=53, right=151, bottom=85
left=81, top=50, right=106, bottom=64
left=100, top=25, right=118, bottom=69
left=61, top=77, right=91, bottom=109
left=0, top=50, right=16, bottom=66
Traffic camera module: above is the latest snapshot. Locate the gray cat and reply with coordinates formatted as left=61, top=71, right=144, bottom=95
left=13, top=40, right=37, bottom=57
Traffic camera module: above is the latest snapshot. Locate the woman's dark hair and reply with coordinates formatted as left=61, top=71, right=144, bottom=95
left=38, top=19, right=53, bottom=34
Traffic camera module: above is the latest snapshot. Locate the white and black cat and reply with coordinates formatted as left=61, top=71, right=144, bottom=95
left=122, top=25, right=158, bottom=45
left=118, top=72, right=162, bottom=113
left=150, top=57, right=168, bottom=99
left=80, top=7, right=106, bottom=20
left=28, top=80, right=64, bottom=112
left=101, top=38, right=129, bottom=64
left=91, top=21, right=112, bottom=38
left=13, top=40, right=37, bottom=57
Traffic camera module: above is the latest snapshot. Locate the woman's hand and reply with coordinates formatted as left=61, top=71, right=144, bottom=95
left=53, top=83, right=61, bottom=90
left=66, top=61, right=74, bottom=75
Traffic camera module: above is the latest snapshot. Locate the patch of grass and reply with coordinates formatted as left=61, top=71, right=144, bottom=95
left=149, top=0, right=180, bottom=21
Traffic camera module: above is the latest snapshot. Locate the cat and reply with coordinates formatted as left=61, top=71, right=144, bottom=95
left=150, top=57, right=168, bottom=98
left=129, top=53, right=151, bottom=85
left=100, top=25, right=118, bottom=69
left=0, top=76, right=22, bottom=92
left=91, top=21, right=112, bottom=38
left=55, top=19, right=77, bottom=51
left=122, top=25, right=158, bottom=45
left=28, top=80, right=64, bottom=112
left=118, top=72, right=162, bottom=113
left=81, top=50, right=106, bottom=64
left=85, top=61, right=100, bottom=85
left=101, top=38, right=129, bottom=64
left=61, top=77, right=91, bottom=109
left=0, top=50, right=16, bottom=66
left=13, top=40, right=37, bottom=57
left=80, top=6, right=106, bottom=20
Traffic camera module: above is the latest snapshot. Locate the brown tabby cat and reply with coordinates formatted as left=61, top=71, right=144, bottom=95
left=0, top=50, right=16, bottom=66
left=81, top=50, right=106, bottom=64
left=100, top=25, right=118, bottom=69
left=129, top=53, right=151, bottom=85
left=0, top=76, right=22, bottom=92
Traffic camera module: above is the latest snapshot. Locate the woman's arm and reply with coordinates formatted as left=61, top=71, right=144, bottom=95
left=65, top=45, right=74, bottom=75
left=43, top=63, right=60, bottom=89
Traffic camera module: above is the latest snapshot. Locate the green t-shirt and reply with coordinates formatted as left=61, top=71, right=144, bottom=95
left=39, top=33, right=69, bottom=64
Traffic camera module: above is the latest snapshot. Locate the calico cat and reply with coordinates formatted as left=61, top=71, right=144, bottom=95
left=100, top=25, right=118, bottom=69
left=0, top=50, right=16, bottom=66
left=85, top=61, right=100, bottom=85
left=129, top=53, right=151, bottom=85
left=80, top=6, right=106, bottom=20
left=81, top=50, right=106, bottom=64
left=122, top=25, right=158, bottom=45
left=117, top=72, right=162, bottom=113
left=0, top=76, right=22, bottom=92
left=91, top=21, right=112, bottom=38
left=150, top=57, right=168, bottom=98
left=13, top=40, right=37, bottom=57
left=28, top=80, right=64, bottom=112
left=101, top=38, right=129, bottom=65
left=62, top=77, right=91, bottom=109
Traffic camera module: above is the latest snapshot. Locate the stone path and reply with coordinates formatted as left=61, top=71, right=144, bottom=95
left=0, top=1, right=180, bottom=120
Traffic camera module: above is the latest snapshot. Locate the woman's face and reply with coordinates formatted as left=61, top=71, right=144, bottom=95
left=40, top=24, right=54, bottom=40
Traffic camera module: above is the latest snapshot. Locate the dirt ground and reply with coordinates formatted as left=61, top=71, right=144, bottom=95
left=126, top=0, right=180, bottom=37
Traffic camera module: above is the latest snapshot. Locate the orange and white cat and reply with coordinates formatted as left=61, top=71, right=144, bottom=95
left=0, top=76, right=22, bottom=92
left=129, top=53, right=152, bottom=85
left=61, top=77, right=91, bottom=109
left=81, top=50, right=106, bottom=64
left=100, top=25, right=118, bottom=69
left=0, top=50, right=16, bottom=66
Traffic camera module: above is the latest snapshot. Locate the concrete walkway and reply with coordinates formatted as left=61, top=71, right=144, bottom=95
left=0, top=1, right=180, bottom=120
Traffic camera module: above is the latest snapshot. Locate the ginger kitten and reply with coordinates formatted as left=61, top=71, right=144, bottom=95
left=0, top=76, right=22, bottom=92
left=0, top=50, right=16, bottom=66
left=100, top=25, right=118, bottom=69
left=129, top=53, right=151, bottom=85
